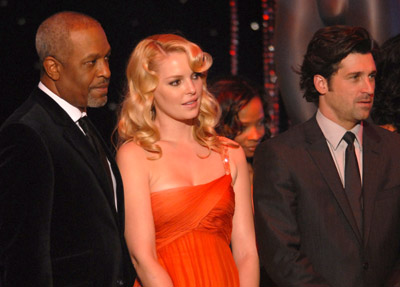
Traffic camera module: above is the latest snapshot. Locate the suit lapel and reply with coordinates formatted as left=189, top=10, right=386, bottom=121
left=361, top=122, right=382, bottom=247
left=63, top=126, right=118, bottom=213
left=304, top=117, right=363, bottom=243
left=33, top=89, right=119, bottom=223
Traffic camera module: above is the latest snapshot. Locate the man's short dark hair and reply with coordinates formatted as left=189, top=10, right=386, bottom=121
left=300, top=25, right=374, bottom=103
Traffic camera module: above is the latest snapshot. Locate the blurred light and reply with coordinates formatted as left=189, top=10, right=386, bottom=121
left=230, top=0, right=238, bottom=75
left=262, top=0, right=279, bottom=136
left=209, top=28, right=218, bottom=37
left=0, top=0, right=8, bottom=7
left=17, top=18, right=26, bottom=26
left=179, top=0, right=188, bottom=3
left=250, top=22, right=259, bottom=31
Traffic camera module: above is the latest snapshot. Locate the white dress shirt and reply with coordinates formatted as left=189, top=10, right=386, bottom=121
left=316, top=109, right=363, bottom=186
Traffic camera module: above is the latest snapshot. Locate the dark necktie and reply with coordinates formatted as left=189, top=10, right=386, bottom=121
left=78, top=116, right=114, bottom=193
left=343, top=131, right=363, bottom=233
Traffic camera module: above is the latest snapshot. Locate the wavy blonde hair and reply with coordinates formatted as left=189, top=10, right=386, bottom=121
left=116, top=34, right=223, bottom=159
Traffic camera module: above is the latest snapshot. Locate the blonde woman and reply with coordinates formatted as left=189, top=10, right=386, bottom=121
left=116, top=34, right=259, bottom=287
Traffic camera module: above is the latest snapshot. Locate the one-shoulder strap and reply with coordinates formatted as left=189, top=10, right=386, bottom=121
left=221, top=146, right=231, bottom=175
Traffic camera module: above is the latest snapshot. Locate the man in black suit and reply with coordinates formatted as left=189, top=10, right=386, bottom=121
left=0, top=11, right=135, bottom=286
left=254, top=25, right=400, bottom=286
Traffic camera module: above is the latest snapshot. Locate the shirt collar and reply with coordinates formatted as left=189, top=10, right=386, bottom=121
left=316, top=109, right=363, bottom=151
left=38, top=82, right=84, bottom=122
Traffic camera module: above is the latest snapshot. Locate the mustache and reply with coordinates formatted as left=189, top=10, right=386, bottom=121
left=91, top=80, right=110, bottom=89
left=357, top=94, right=373, bottom=101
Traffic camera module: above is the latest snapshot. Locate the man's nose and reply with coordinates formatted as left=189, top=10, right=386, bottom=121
left=363, top=76, right=375, bottom=95
left=98, top=59, right=111, bottom=79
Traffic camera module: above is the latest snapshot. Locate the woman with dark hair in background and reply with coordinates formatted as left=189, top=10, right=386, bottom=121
left=371, top=34, right=400, bottom=133
left=209, top=75, right=271, bottom=185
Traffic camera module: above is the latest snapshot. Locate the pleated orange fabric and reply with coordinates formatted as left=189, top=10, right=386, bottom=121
left=134, top=156, right=240, bottom=286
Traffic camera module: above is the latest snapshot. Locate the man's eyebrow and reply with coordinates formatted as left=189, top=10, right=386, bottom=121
left=345, top=71, right=361, bottom=76
left=82, top=49, right=111, bottom=60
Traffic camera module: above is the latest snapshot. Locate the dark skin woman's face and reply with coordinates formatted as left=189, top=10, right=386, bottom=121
left=234, top=96, right=265, bottom=158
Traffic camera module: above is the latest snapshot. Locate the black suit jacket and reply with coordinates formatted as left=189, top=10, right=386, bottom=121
left=0, top=88, right=135, bottom=287
left=254, top=115, right=400, bottom=287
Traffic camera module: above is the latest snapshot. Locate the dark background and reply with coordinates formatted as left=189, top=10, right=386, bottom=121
left=0, top=0, right=265, bottom=141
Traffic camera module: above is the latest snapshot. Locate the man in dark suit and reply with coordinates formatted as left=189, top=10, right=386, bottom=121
left=0, top=11, right=135, bottom=286
left=254, top=25, right=400, bottom=286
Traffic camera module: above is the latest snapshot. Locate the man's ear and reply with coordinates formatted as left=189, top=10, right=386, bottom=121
left=314, top=74, right=328, bottom=95
left=42, top=56, right=61, bottom=81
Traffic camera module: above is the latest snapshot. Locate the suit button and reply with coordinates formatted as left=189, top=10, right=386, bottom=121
left=363, top=262, right=369, bottom=270
left=116, top=279, right=125, bottom=286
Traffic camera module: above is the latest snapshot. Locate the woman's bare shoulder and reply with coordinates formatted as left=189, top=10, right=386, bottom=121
left=116, top=141, right=150, bottom=165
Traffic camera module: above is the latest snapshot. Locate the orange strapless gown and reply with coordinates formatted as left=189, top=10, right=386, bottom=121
left=134, top=172, right=240, bottom=287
